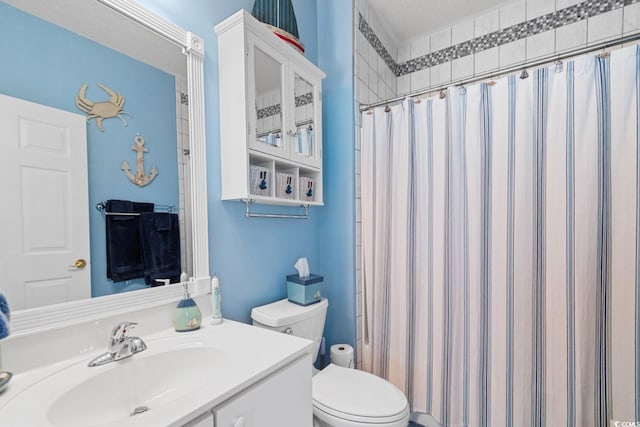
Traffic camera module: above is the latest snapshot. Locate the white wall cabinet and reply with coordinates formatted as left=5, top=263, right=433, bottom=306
left=216, top=10, right=326, bottom=206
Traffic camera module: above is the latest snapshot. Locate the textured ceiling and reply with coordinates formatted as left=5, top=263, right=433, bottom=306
left=366, top=0, right=510, bottom=41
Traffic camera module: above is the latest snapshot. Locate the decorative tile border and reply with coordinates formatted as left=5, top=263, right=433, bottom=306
left=180, top=92, right=188, bottom=105
left=257, top=103, right=281, bottom=119
left=359, top=0, right=639, bottom=77
left=295, top=92, right=313, bottom=107
left=358, top=16, right=397, bottom=73
left=256, top=92, right=313, bottom=119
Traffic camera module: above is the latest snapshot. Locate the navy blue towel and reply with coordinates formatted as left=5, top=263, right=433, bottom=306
left=0, top=293, right=9, bottom=321
left=105, top=200, right=154, bottom=282
left=139, top=212, right=181, bottom=286
left=0, top=311, right=8, bottom=340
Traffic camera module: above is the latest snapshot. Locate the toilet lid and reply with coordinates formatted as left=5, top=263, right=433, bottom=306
left=312, top=364, right=409, bottom=423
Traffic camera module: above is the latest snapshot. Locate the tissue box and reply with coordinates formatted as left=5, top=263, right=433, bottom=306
left=286, top=274, right=323, bottom=306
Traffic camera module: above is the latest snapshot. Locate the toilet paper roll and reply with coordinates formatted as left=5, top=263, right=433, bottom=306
left=330, top=344, right=354, bottom=368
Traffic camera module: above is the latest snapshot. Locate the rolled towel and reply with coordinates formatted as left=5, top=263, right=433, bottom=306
left=0, top=293, right=10, bottom=320
left=0, top=311, right=9, bottom=340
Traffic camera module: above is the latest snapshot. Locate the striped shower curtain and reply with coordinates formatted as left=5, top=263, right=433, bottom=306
left=360, top=44, right=640, bottom=427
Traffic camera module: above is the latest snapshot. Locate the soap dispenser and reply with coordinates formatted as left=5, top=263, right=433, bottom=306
left=173, top=281, right=202, bottom=332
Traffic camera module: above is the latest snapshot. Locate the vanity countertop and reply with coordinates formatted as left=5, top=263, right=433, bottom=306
left=0, top=319, right=313, bottom=426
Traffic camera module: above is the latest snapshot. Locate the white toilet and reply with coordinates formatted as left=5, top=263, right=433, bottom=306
left=251, top=298, right=410, bottom=427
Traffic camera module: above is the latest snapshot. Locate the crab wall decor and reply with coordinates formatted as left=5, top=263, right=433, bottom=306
left=121, top=135, right=158, bottom=187
left=75, top=83, right=132, bottom=131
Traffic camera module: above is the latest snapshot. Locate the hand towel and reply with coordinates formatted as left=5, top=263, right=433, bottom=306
left=0, top=312, right=9, bottom=340
left=139, top=212, right=181, bottom=286
left=105, top=199, right=154, bottom=282
left=0, top=293, right=9, bottom=321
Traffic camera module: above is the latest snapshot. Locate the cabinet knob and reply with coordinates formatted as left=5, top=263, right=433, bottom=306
left=232, top=416, right=246, bottom=427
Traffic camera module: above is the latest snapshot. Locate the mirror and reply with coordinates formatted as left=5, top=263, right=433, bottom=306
left=0, top=0, right=209, bottom=322
left=254, top=46, right=284, bottom=149
left=293, top=73, right=315, bottom=158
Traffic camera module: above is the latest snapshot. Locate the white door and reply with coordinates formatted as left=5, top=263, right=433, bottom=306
left=0, top=93, right=90, bottom=310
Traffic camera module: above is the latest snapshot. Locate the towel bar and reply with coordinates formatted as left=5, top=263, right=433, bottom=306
left=244, top=199, right=309, bottom=219
left=95, top=200, right=176, bottom=215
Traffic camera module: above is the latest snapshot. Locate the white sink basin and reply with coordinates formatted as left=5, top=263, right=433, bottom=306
left=47, top=347, right=225, bottom=427
left=1, top=343, right=229, bottom=427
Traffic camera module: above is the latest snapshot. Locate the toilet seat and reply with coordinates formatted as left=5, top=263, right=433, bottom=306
left=312, top=364, right=410, bottom=426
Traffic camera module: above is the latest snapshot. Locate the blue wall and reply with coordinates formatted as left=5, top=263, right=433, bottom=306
left=316, top=0, right=356, bottom=353
left=109, top=0, right=356, bottom=351
left=0, top=2, right=178, bottom=297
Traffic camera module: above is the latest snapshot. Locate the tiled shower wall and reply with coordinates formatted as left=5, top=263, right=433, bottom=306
left=395, top=0, right=640, bottom=94
left=354, top=1, right=399, bottom=106
left=353, top=0, right=640, bottom=370
left=358, top=0, right=640, bottom=101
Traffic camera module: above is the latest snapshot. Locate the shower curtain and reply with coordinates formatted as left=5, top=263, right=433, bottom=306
left=360, top=44, right=640, bottom=427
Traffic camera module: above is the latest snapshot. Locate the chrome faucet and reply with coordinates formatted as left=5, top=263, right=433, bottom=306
left=88, top=321, right=147, bottom=367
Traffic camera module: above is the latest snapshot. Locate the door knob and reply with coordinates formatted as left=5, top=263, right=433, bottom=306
left=69, top=259, right=87, bottom=269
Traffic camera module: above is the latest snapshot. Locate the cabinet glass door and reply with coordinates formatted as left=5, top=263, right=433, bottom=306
left=290, top=72, right=321, bottom=168
left=249, top=41, right=288, bottom=158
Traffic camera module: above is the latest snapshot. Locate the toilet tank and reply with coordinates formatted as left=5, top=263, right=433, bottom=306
left=251, top=298, right=328, bottom=360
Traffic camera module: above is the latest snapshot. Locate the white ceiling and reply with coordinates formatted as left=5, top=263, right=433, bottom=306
left=2, top=0, right=186, bottom=78
left=366, top=0, right=510, bottom=41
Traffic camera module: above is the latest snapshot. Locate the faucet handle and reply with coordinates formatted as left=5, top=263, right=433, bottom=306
left=108, top=321, right=138, bottom=353
left=110, top=321, right=137, bottom=340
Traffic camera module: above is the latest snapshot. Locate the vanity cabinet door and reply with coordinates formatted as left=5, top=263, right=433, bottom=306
left=288, top=65, right=322, bottom=169
left=213, top=355, right=312, bottom=427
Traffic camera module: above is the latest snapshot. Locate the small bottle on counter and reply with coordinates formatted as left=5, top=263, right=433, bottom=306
left=173, top=280, right=202, bottom=332
left=211, top=275, right=222, bottom=325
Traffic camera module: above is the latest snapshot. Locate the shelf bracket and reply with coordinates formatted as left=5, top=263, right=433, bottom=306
left=244, top=199, right=309, bottom=219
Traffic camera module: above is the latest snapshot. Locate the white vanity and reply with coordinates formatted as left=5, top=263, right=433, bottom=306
left=0, top=318, right=313, bottom=426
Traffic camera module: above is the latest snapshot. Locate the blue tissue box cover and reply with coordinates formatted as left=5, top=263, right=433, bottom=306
left=286, top=274, right=323, bottom=285
left=286, top=274, right=323, bottom=306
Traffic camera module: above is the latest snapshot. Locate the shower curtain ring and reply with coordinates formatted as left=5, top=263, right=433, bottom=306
left=555, top=60, right=564, bottom=73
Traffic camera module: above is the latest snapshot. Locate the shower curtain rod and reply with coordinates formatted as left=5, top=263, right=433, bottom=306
left=359, top=32, right=640, bottom=112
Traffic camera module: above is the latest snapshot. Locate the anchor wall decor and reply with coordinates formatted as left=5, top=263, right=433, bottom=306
left=75, top=83, right=132, bottom=131
left=121, top=135, right=158, bottom=187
